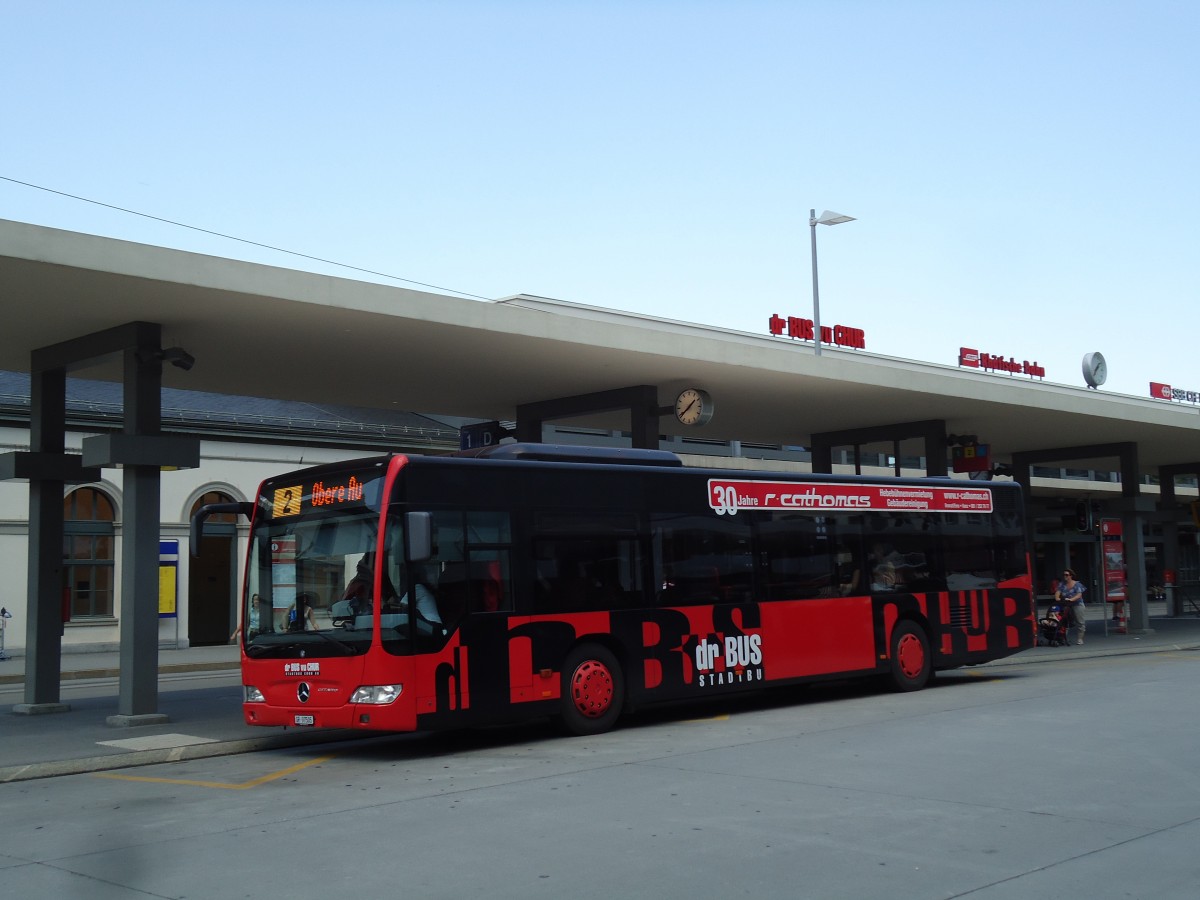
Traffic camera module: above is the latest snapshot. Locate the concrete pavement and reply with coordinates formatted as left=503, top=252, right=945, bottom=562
left=3, top=611, right=1199, bottom=784
left=0, top=642, right=364, bottom=783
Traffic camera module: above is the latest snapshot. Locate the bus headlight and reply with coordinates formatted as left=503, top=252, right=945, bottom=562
left=350, top=684, right=402, bottom=705
left=244, top=685, right=266, bottom=703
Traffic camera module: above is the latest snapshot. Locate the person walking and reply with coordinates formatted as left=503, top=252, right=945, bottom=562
left=1055, top=568, right=1087, bottom=645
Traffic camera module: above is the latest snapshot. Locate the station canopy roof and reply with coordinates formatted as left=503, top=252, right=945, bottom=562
left=2, top=218, right=1198, bottom=471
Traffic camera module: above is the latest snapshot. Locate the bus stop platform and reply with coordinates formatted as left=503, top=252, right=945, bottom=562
left=3, top=614, right=1200, bottom=784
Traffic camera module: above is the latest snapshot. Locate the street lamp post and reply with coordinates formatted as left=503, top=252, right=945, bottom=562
left=809, top=209, right=855, bottom=356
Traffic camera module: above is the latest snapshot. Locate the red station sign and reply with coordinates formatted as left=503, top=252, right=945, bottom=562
left=959, top=347, right=1045, bottom=379
left=1150, top=382, right=1200, bottom=404
left=768, top=314, right=866, bottom=350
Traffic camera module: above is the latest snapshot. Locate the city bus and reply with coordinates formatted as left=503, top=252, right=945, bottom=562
left=192, top=443, right=1035, bottom=737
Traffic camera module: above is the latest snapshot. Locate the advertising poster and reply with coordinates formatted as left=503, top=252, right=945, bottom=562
left=158, top=539, right=178, bottom=618
left=1100, top=518, right=1127, bottom=629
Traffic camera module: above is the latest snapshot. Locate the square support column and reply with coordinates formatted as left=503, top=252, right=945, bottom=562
left=17, top=367, right=71, bottom=714
left=110, top=344, right=170, bottom=725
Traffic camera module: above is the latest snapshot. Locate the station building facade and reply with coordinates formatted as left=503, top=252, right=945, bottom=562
left=2, top=371, right=1197, bottom=657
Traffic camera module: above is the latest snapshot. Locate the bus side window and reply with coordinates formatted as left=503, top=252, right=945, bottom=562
left=472, top=557, right=508, bottom=613
left=663, top=563, right=722, bottom=604
left=533, top=540, right=643, bottom=612
left=436, top=558, right=511, bottom=623
left=532, top=512, right=644, bottom=613
left=652, top=513, right=753, bottom=606
left=756, top=512, right=831, bottom=601
left=943, top=529, right=998, bottom=590
left=425, top=511, right=514, bottom=622
left=867, top=512, right=946, bottom=593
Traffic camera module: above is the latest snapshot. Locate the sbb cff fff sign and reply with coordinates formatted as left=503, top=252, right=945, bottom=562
left=1150, top=382, right=1200, bottom=404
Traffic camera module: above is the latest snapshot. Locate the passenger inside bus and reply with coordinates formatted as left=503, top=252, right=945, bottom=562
left=870, top=542, right=937, bottom=592
left=835, top=547, right=861, bottom=596
left=870, top=543, right=902, bottom=591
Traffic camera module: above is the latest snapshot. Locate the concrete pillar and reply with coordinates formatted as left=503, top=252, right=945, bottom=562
left=21, top=368, right=69, bottom=713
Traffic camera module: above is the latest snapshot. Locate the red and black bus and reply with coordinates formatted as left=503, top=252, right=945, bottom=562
left=194, top=443, right=1034, bottom=736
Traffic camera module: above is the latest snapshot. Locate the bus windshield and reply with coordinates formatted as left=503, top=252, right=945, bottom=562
left=242, top=507, right=397, bottom=658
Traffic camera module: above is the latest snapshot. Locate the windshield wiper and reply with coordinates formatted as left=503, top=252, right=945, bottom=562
left=244, top=631, right=361, bottom=657
left=303, top=629, right=359, bottom=655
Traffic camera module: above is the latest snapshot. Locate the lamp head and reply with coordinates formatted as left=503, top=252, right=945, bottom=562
left=138, top=346, right=195, bottom=371
left=813, top=210, right=855, bottom=226
left=161, top=347, right=195, bottom=371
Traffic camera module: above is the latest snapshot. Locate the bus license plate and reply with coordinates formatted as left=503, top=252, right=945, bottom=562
left=294, top=715, right=315, bottom=726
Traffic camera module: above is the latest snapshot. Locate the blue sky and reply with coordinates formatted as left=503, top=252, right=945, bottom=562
left=3, top=1, right=1197, bottom=399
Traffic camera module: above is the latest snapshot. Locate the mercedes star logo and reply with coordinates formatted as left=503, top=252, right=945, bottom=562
left=297, top=682, right=311, bottom=703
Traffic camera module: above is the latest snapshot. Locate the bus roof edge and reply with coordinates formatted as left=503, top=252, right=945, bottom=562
left=451, top=443, right=683, bottom=467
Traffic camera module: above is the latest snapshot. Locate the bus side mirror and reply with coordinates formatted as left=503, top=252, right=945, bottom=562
left=406, top=511, right=433, bottom=562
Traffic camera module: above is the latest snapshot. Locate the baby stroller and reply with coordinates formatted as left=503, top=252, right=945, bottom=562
left=1039, top=603, right=1069, bottom=646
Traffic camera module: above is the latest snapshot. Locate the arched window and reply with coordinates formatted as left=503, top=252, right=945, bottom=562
left=63, top=487, right=117, bottom=619
left=190, top=491, right=238, bottom=523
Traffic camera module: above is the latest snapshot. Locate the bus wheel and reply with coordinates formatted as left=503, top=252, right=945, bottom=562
left=888, top=621, right=932, bottom=692
left=560, top=645, right=624, bottom=736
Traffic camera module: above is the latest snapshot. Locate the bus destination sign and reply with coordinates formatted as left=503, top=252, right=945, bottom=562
left=708, top=480, right=993, bottom=517
left=271, top=474, right=376, bottom=518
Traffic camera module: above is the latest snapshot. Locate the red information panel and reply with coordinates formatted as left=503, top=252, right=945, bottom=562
left=952, top=444, right=991, bottom=473
left=1100, top=518, right=1127, bottom=604
left=708, top=480, right=993, bottom=516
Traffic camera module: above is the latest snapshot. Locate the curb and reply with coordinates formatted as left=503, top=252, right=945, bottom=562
left=0, top=727, right=369, bottom=785
left=0, top=660, right=240, bottom=687
left=980, top=639, right=1200, bottom=668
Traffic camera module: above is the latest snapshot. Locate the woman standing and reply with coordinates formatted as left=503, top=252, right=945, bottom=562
left=286, top=591, right=319, bottom=632
left=1055, top=569, right=1087, bottom=645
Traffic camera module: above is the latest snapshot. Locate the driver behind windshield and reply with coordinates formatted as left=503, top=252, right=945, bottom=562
left=404, top=562, right=442, bottom=629
left=335, top=555, right=443, bottom=635
left=340, top=554, right=377, bottom=615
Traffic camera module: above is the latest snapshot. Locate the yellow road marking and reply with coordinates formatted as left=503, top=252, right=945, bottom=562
left=94, top=754, right=336, bottom=790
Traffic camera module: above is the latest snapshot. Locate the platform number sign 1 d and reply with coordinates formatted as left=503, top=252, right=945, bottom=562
left=460, top=420, right=513, bottom=450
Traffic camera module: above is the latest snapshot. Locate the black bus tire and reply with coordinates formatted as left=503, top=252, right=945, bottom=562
left=559, top=644, right=624, bottom=736
left=888, top=620, right=932, bottom=692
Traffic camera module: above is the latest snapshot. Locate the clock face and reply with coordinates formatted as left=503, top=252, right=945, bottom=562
left=1083, top=352, right=1108, bottom=388
left=675, top=388, right=713, bottom=426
